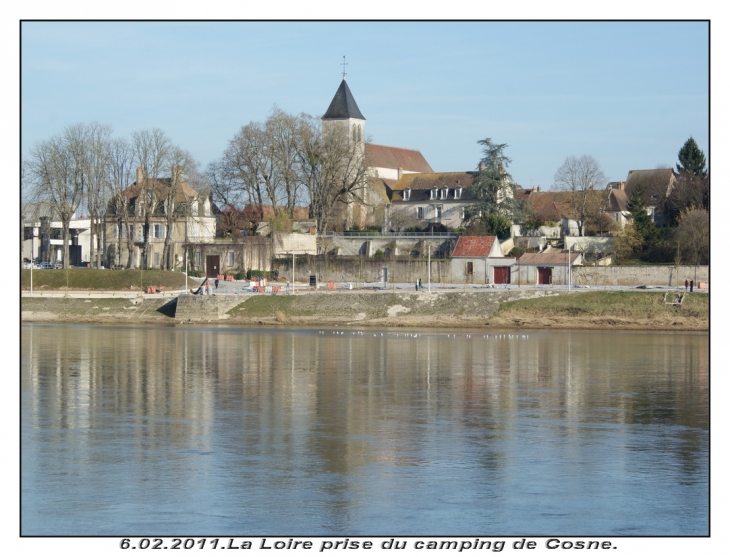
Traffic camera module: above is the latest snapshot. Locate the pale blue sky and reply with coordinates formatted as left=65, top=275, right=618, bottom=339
left=21, top=21, right=709, bottom=189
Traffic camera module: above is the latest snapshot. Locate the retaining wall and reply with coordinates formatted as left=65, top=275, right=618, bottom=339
left=272, top=256, right=709, bottom=287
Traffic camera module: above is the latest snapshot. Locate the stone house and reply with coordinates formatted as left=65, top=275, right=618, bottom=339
left=104, top=167, right=217, bottom=269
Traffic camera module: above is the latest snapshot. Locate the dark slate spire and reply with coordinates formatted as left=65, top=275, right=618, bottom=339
left=322, top=79, right=365, bottom=120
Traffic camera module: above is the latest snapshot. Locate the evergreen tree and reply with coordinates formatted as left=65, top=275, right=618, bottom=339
left=627, top=183, right=657, bottom=250
left=676, top=137, right=707, bottom=178
left=471, top=138, right=516, bottom=218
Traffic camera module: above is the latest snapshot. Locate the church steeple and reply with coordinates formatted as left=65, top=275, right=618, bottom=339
left=322, top=79, right=366, bottom=121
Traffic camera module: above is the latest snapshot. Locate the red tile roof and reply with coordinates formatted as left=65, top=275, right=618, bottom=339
left=451, top=236, right=497, bottom=258
left=365, top=144, right=433, bottom=173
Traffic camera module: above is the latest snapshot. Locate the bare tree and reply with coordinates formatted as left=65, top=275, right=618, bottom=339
left=107, top=137, right=135, bottom=268
left=554, top=155, right=607, bottom=236
left=83, top=123, right=113, bottom=269
left=131, top=129, right=171, bottom=269
left=25, top=124, right=89, bottom=268
left=387, top=204, right=420, bottom=233
left=297, top=117, right=371, bottom=232
left=675, top=208, right=709, bottom=281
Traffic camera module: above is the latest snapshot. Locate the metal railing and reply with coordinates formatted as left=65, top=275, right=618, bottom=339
left=320, top=231, right=459, bottom=239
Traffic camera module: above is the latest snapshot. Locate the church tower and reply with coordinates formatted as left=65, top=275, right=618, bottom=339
left=322, top=79, right=366, bottom=149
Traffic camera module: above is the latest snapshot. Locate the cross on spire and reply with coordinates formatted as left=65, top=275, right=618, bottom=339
left=341, top=56, right=348, bottom=79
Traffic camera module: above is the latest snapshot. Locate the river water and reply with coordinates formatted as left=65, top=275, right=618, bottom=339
left=21, top=323, right=708, bottom=536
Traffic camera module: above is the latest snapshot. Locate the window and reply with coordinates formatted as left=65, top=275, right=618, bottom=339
left=455, top=186, right=462, bottom=200
left=435, top=205, right=442, bottom=219
left=460, top=207, right=466, bottom=220
left=153, top=252, right=160, bottom=266
left=417, top=207, right=424, bottom=219
left=440, top=187, right=448, bottom=200
left=194, top=250, right=201, bottom=266
left=430, top=186, right=438, bottom=200
left=228, top=251, right=235, bottom=267
left=403, top=188, right=411, bottom=201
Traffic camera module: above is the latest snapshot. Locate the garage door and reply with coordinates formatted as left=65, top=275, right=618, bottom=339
left=538, top=267, right=552, bottom=285
left=494, top=266, right=511, bottom=284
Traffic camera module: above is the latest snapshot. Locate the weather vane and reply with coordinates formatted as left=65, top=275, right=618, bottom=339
left=341, top=56, right=348, bottom=79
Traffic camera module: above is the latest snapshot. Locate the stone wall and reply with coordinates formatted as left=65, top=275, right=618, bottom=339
left=273, top=256, right=709, bottom=287
left=273, top=232, right=317, bottom=256
left=572, top=265, right=708, bottom=287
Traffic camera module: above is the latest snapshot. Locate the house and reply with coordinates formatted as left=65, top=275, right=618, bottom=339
left=22, top=202, right=92, bottom=266
left=104, top=167, right=217, bottom=269
left=605, top=182, right=630, bottom=228
left=387, top=172, right=477, bottom=231
left=514, top=252, right=583, bottom=285
left=321, top=79, right=433, bottom=230
left=450, top=235, right=516, bottom=284
left=624, top=168, right=677, bottom=225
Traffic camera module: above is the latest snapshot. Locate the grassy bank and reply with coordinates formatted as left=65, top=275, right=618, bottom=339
left=488, top=291, right=708, bottom=330
left=21, top=290, right=709, bottom=331
left=21, top=269, right=195, bottom=291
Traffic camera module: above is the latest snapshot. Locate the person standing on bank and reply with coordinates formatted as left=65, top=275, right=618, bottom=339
left=215, top=278, right=219, bottom=290
left=685, top=278, right=689, bottom=292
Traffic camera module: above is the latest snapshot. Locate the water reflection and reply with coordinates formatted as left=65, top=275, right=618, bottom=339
left=21, top=324, right=708, bottom=536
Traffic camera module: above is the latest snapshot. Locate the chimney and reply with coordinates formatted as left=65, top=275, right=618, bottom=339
left=136, top=166, right=145, bottom=186
left=172, top=165, right=184, bottom=185
left=618, top=182, right=625, bottom=191
left=397, top=165, right=403, bottom=180
left=478, top=162, right=484, bottom=171
left=537, top=185, right=541, bottom=192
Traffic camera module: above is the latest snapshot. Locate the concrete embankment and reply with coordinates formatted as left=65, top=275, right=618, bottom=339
left=21, top=289, right=708, bottom=331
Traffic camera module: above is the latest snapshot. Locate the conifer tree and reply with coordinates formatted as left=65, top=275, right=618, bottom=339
left=676, top=137, right=707, bottom=178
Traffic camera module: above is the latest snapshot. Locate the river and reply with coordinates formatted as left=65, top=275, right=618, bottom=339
left=21, top=323, right=708, bottom=536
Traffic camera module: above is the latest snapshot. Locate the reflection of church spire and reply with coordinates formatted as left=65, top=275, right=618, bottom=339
left=322, top=79, right=365, bottom=121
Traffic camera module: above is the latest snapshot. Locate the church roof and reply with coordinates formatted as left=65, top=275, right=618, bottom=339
left=366, top=144, right=433, bottom=174
left=322, top=79, right=365, bottom=120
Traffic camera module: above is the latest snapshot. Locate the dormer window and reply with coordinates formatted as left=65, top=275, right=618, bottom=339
left=431, top=186, right=438, bottom=200
left=440, top=187, right=448, bottom=200
left=403, top=187, right=411, bottom=201
left=455, top=186, right=462, bottom=200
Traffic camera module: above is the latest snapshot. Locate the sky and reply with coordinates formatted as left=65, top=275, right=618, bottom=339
left=20, top=21, right=709, bottom=191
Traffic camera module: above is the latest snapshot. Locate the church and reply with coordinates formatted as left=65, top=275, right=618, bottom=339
left=322, top=78, right=491, bottom=233
left=321, top=78, right=435, bottom=230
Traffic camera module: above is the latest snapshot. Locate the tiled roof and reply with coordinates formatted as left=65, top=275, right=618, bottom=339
left=124, top=177, right=203, bottom=205
left=451, top=235, right=497, bottom=258
left=322, top=79, right=365, bottom=120
left=608, top=189, right=629, bottom=212
left=242, top=205, right=310, bottom=220
left=527, top=191, right=573, bottom=221
left=624, top=169, right=676, bottom=205
left=517, top=252, right=581, bottom=265
left=366, top=144, right=433, bottom=174
left=389, top=172, right=475, bottom=202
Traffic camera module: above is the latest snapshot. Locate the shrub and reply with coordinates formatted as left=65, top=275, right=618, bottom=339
left=234, top=271, right=246, bottom=280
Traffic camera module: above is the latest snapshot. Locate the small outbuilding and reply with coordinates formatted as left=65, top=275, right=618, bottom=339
left=451, top=236, right=516, bottom=284
left=514, top=252, right=583, bottom=285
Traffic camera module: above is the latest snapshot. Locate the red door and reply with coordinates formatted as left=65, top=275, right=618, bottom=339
left=538, top=267, right=552, bottom=285
left=494, top=266, right=511, bottom=284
